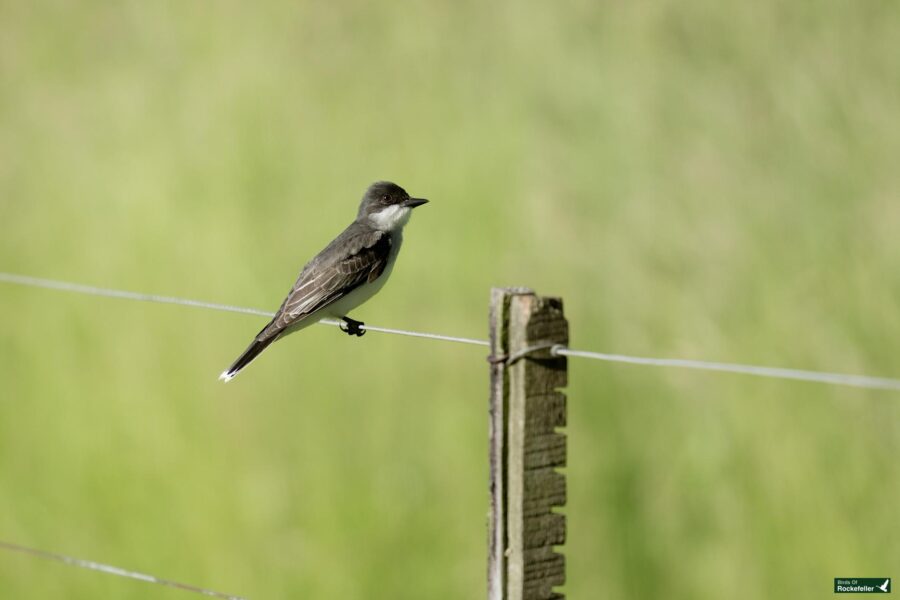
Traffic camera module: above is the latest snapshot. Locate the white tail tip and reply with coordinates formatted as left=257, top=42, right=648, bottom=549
left=219, top=370, right=235, bottom=383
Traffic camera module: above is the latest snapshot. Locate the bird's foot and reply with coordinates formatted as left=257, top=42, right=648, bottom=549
left=340, top=317, right=366, bottom=337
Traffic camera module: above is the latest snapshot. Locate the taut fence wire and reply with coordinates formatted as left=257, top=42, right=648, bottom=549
left=2, top=271, right=899, bottom=392
left=0, top=540, right=246, bottom=599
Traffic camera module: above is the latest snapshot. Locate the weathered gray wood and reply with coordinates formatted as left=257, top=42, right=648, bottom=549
left=489, top=288, right=568, bottom=600
left=488, top=288, right=511, bottom=600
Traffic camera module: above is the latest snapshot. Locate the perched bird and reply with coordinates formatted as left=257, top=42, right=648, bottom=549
left=219, top=181, right=428, bottom=382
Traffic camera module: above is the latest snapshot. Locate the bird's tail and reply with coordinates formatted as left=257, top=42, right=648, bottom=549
left=219, top=335, right=277, bottom=383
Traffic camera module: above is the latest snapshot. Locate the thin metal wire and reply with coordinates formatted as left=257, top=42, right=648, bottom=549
left=2, top=271, right=899, bottom=392
left=503, top=342, right=559, bottom=365
left=0, top=540, right=246, bottom=599
left=0, top=272, right=274, bottom=318
left=551, top=345, right=900, bottom=392
left=346, top=319, right=489, bottom=346
left=0, top=272, right=488, bottom=347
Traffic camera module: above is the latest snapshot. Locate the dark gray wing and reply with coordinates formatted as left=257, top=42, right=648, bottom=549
left=257, top=225, right=391, bottom=341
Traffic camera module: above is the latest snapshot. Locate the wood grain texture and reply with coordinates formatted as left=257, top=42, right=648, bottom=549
left=488, top=287, right=510, bottom=600
left=489, top=289, right=568, bottom=600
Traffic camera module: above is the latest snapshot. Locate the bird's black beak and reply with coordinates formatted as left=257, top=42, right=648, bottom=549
left=404, top=197, right=429, bottom=208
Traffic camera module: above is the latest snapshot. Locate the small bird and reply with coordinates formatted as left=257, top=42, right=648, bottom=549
left=219, top=181, right=428, bottom=382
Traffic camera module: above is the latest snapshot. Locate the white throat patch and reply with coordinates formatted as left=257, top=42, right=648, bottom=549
left=368, top=204, right=412, bottom=232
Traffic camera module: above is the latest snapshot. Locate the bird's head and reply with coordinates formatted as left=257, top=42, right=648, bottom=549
left=357, top=181, right=428, bottom=231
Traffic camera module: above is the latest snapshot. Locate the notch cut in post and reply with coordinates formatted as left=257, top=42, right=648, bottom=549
left=489, top=288, right=568, bottom=600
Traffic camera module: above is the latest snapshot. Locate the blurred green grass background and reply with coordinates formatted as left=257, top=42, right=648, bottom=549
left=1, top=1, right=899, bottom=598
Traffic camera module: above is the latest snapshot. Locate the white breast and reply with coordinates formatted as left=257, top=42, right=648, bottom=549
left=322, top=231, right=403, bottom=319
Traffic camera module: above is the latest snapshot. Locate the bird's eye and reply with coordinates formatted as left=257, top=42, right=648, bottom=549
left=381, top=194, right=390, bottom=202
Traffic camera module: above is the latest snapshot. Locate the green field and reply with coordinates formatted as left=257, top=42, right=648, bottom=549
left=1, top=1, right=899, bottom=598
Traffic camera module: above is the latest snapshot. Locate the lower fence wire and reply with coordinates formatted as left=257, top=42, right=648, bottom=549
left=0, top=540, right=246, bottom=599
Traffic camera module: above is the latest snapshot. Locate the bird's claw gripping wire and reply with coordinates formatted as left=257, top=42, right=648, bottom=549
left=340, top=317, right=366, bottom=337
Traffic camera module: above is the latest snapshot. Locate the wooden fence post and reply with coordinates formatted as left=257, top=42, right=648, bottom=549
left=489, top=288, right=569, bottom=600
